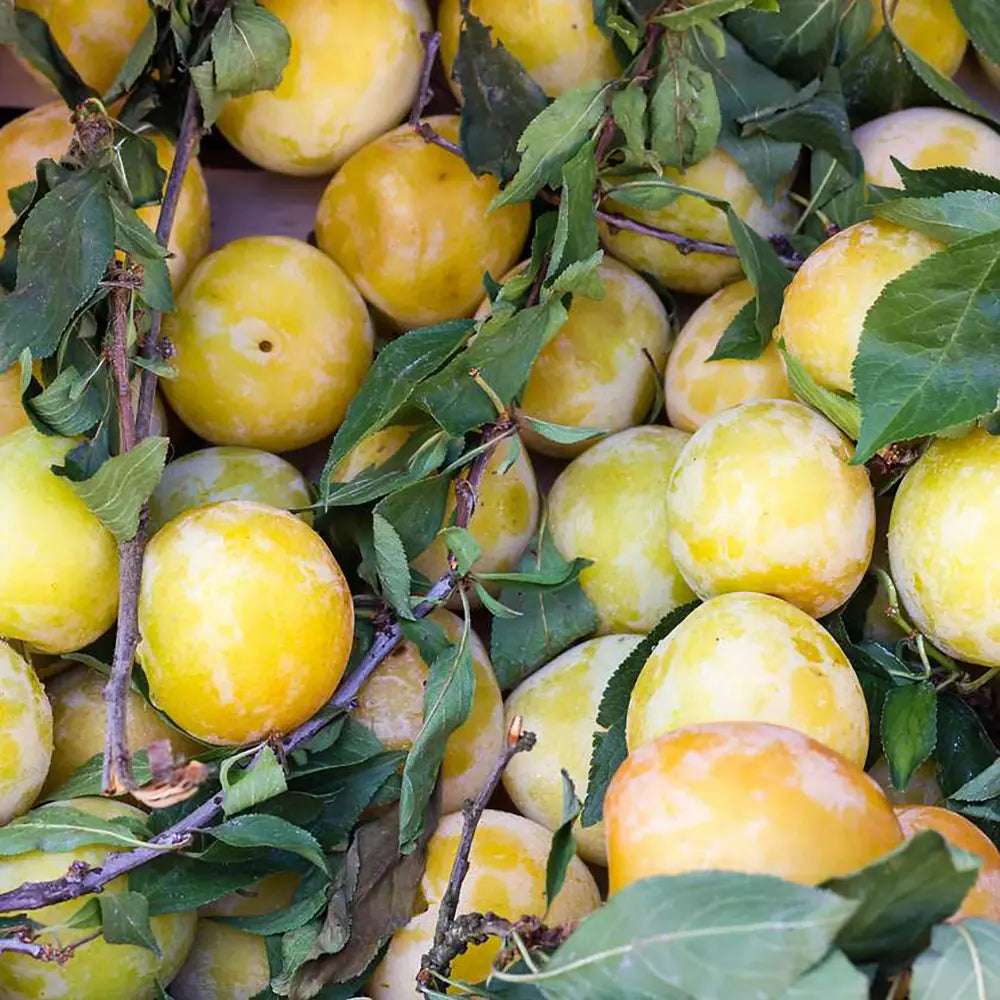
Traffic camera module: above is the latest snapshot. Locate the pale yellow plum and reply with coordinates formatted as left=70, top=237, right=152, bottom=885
left=0, top=427, right=119, bottom=653
left=477, top=258, right=671, bottom=457
left=605, top=722, right=903, bottom=892
left=162, top=236, right=374, bottom=451
left=354, top=609, right=503, bottom=813
left=218, top=0, right=431, bottom=176
left=666, top=400, right=875, bottom=617
left=171, top=873, right=299, bottom=1000
left=438, top=0, right=621, bottom=97
left=15, top=0, right=151, bottom=94
left=853, top=107, right=1000, bottom=187
left=888, top=429, right=1000, bottom=667
left=150, top=446, right=313, bottom=534
left=0, top=640, right=51, bottom=824
left=0, top=367, right=28, bottom=438
left=503, top=635, right=642, bottom=866
left=371, top=810, right=600, bottom=998
left=316, top=116, right=531, bottom=329
left=137, top=501, right=354, bottom=745
left=627, top=593, right=869, bottom=766
left=869, top=758, right=943, bottom=806
left=411, top=436, right=541, bottom=588
left=896, top=805, right=1000, bottom=921
left=978, top=49, right=1000, bottom=90
left=598, top=148, right=798, bottom=295
left=42, top=664, right=203, bottom=796
left=0, top=798, right=197, bottom=1000
left=0, top=105, right=210, bottom=287
left=776, top=219, right=942, bottom=394
left=868, top=0, right=968, bottom=78
left=328, top=424, right=419, bottom=484
left=665, top=279, right=792, bottom=432
left=548, top=426, right=694, bottom=634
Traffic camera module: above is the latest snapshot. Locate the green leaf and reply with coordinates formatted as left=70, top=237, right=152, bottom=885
left=582, top=601, right=699, bottom=826
left=320, top=322, right=472, bottom=494
left=823, top=831, right=978, bottom=963
left=708, top=299, right=762, bottom=361
left=491, top=81, right=609, bottom=209
left=780, top=344, right=861, bottom=439
left=874, top=191, right=1000, bottom=244
left=654, top=0, right=762, bottom=30
left=372, top=473, right=451, bottom=561
left=454, top=8, right=548, bottom=181
left=221, top=745, right=289, bottom=817
left=910, top=919, right=1000, bottom=999
left=439, top=526, right=481, bottom=577
left=111, top=198, right=173, bottom=314
left=218, top=883, right=329, bottom=936
left=418, top=301, right=569, bottom=436
left=949, top=758, right=1000, bottom=804
left=809, top=151, right=874, bottom=230
left=476, top=558, right=591, bottom=591
left=371, top=514, right=415, bottom=620
left=0, top=804, right=153, bottom=855
left=899, top=38, right=999, bottom=124
left=103, top=11, right=158, bottom=102
left=0, top=171, right=115, bottom=372
left=490, top=523, right=599, bottom=691
left=895, top=162, right=1000, bottom=198
left=206, top=815, right=328, bottom=873
left=399, top=622, right=475, bottom=853
left=475, top=583, right=523, bottom=619
left=494, top=871, right=857, bottom=998
left=853, top=231, right=1000, bottom=463
left=40, top=751, right=152, bottom=803
left=212, top=0, right=291, bottom=96
left=100, top=892, right=160, bottom=956
left=68, top=436, right=169, bottom=542
left=726, top=0, right=849, bottom=81
left=880, top=681, right=937, bottom=793
left=549, top=140, right=598, bottom=279
left=725, top=206, right=793, bottom=341
left=611, top=85, right=651, bottom=168
left=544, top=771, right=581, bottom=911
left=695, top=29, right=800, bottom=202
left=520, top=416, right=609, bottom=446
left=4, top=5, right=93, bottom=106
left=26, top=364, right=106, bottom=436
left=63, top=898, right=102, bottom=929
left=775, top=951, right=868, bottom=1000
left=953, top=0, right=1000, bottom=64
left=190, top=61, right=228, bottom=127
left=111, top=129, right=166, bottom=209
left=649, top=44, right=721, bottom=170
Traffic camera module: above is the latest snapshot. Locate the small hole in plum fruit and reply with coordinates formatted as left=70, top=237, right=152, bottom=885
left=258, top=340, right=273, bottom=353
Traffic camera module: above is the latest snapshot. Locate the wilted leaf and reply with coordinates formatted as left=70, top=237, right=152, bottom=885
left=68, top=435, right=169, bottom=542
left=40, top=751, right=152, bottom=803
left=221, top=745, right=288, bottom=817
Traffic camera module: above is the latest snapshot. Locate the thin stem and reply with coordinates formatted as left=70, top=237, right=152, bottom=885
left=959, top=667, right=1000, bottom=695
left=420, top=719, right=536, bottom=985
left=791, top=160, right=837, bottom=236
left=410, top=31, right=461, bottom=155
left=0, top=938, right=46, bottom=959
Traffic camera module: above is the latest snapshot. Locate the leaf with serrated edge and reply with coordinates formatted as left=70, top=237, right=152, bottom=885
left=874, top=191, right=1000, bottom=244
left=853, top=231, right=1000, bottom=462
left=206, top=814, right=328, bottom=873
left=0, top=805, right=155, bottom=855
left=776, top=950, right=868, bottom=1000
left=440, top=526, right=481, bottom=577
left=371, top=513, right=415, bottom=620
left=544, top=771, right=581, bottom=910
left=100, top=892, right=160, bottom=956
left=211, top=0, right=290, bottom=96
left=649, top=45, right=721, bottom=169
left=910, top=919, right=1000, bottom=1000
left=494, top=871, right=857, bottom=999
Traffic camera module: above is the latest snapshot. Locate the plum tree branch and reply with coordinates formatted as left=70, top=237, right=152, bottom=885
left=418, top=719, right=537, bottom=987
left=411, top=30, right=461, bottom=155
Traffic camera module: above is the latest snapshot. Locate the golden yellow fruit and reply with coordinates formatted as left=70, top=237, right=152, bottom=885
left=42, top=664, right=203, bottom=796
left=0, top=798, right=196, bottom=1000
left=371, top=809, right=600, bottom=997
left=171, top=873, right=299, bottom=1000
left=15, top=0, right=151, bottom=95
left=162, top=236, right=374, bottom=451
left=896, top=805, right=1000, bottom=921
left=150, top=446, right=313, bottom=534
left=548, top=425, right=694, bottom=633
left=627, top=592, right=869, bottom=766
left=478, top=258, right=671, bottom=457
left=503, top=634, right=642, bottom=865
left=868, top=0, right=968, bottom=78
left=869, top=758, right=943, bottom=806
left=665, top=279, right=792, bottom=432
left=0, top=639, right=51, bottom=824
left=411, top=436, right=540, bottom=589
left=316, top=116, right=531, bottom=328
left=888, top=429, right=1000, bottom=667
left=0, top=105, right=209, bottom=286
left=137, top=500, right=354, bottom=745
left=329, top=424, right=418, bottom=483
left=217, top=0, right=430, bottom=176
left=438, top=0, right=621, bottom=97
left=0, top=367, right=29, bottom=438
left=354, top=609, right=504, bottom=813
left=0, top=427, right=119, bottom=653
left=776, top=219, right=942, bottom=394
left=605, top=722, right=903, bottom=892
left=598, top=148, right=797, bottom=295
left=667, top=400, right=875, bottom=617
left=853, top=107, right=1000, bottom=187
